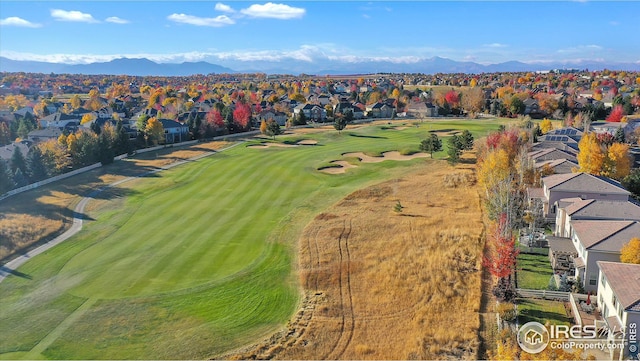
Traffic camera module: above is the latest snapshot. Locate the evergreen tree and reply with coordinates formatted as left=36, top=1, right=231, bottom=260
left=26, top=146, right=49, bottom=182
left=334, top=115, right=348, bottom=134
left=98, top=132, right=115, bottom=165
left=461, top=129, right=475, bottom=150
left=13, top=168, right=27, bottom=187
left=614, top=127, right=626, bottom=144
left=447, top=135, right=462, bottom=164
left=115, top=120, right=132, bottom=155
left=265, top=120, right=282, bottom=139
left=0, top=159, right=14, bottom=194
left=10, top=147, right=27, bottom=174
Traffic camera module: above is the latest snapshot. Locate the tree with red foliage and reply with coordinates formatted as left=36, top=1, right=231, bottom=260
left=483, top=213, right=519, bottom=302
left=233, top=103, right=252, bottom=130
left=206, top=109, right=225, bottom=129
left=445, top=90, right=460, bottom=108
left=607, top=105, right=624, bottom=122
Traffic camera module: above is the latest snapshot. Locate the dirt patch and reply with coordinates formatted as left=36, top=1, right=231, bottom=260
left=227, top=161, right=484, bottom=360
left=343, top=151, right=429, bottom=163
left=318, top=161, right=358, bottom=174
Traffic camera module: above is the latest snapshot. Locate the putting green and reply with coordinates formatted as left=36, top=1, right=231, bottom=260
left=0, top=119, right=507, bottom=359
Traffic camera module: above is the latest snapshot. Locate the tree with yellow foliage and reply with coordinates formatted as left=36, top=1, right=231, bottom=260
left=577, top=133, right=605, bottom=175
left=145, top=117, right=164, bottom=145
left=605, top=142, right=631, bottom=180
left=70, top=94, right=82, bottom=109
left=259, top=120, right=267, bottom=134
left=540, top=119, right=553, bottom=134
left=621, top=237, right=640, bottom=264
left=80, top=113, right=95, bottom=125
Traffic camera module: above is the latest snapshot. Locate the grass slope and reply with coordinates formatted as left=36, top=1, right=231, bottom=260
left=0, top=119, right=505, bottom=359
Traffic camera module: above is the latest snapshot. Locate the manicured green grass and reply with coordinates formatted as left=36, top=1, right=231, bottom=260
left=516, top=253, right=554, bottom=290
left=0, top=119, right=506, bottom=359
left=517, top=298, right=571, bottom=326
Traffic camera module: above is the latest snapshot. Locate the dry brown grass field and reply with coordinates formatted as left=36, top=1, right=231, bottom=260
left=0, top=141, right=229, bottom=262
left=228, top=154, right=485, bottom=360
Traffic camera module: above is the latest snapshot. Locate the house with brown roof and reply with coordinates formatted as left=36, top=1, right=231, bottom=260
left=541, top=172, right=630, bottom=219
left=555, top=199, right=640, bottom=238
left=596, top=261, right=640, bottom=360
left=570, top=220, right=640, bottom=293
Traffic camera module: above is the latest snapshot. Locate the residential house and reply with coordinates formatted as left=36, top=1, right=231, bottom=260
left=256, top=110, right=288, bottom=126
left=570, top=220, right=640, bottom=293
left=529, top=147, right=578, bottom=164
left=596, top=261, right=640, bottom=360
left=539, top=172, right=630, bottom=219
left=294, top=104, right=325, bottom=122
left=0, top=110, right=16, bottom=123
left=27, top=128, right=65, bottom=143
left=406, top=102, right=438, bottom=118
left=591, top=121, right=626, bottom=136
left=523, top=98, right=541, bottom=116
left=555, top=198, right=640, bottom=238
left=158, top=119, right=189, bottom=144
left=0, top=141, right=31, bottom=162
left=40, top=112, right=81, bottom=128
left=534, top=158, right=578, bottom=174
left=366, top=102, right=394, bottom=118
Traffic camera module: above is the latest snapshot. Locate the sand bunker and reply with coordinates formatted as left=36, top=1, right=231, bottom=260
left=343, top=151, right=429, bottom=163
left=248, top=142, right=296, bottom=149
left=430, top=130, right=461, bottom=137
left=319, top=160, right=358, bottom=174
left=297, top=139, right=318, bottom=145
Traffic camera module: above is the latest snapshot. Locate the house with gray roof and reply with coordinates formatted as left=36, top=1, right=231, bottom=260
left=528, top=147, right=578, bottom=163
left=555, top=198, right=640, bottom=238
left=541, top=172, right=630, bottom=219
left=596, top=261, right=640, bottom=360
left=570, top=220, right=640, bottom=293
left=534, top=158, right=578, bottom=174
left=0, top=141, right=31, bottom=162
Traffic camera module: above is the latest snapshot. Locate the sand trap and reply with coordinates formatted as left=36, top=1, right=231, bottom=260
left=343, top=151, right=429, bottom=163
left=319, top=160, right=358, bottom=174
left=248, top=142, right=296, bottom=149
left=430, top=130, right=461, bottom=136
left=297, top=139, right=318, bottom=145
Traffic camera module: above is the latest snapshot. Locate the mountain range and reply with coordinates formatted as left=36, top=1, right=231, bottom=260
left=1, top=56, right=639, bottom=76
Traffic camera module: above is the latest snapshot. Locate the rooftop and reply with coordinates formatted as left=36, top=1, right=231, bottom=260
left=597, top=261, right=640, bottom=312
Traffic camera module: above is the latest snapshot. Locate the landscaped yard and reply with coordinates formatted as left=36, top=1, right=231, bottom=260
left=517, top=298, right=572, bottom=326
left=0, top=119, right=506, bottom=359
left=516, top=252, right=554, bottom=290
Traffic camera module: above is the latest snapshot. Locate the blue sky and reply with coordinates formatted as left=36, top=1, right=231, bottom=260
left=1, top=1, right=639, bottom=65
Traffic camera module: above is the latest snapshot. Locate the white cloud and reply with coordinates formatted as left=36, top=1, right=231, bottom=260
left=167, top=13, right=235, bottom=27
left=557, top=44, right=603, bottom=54
left=105, top=16, right=130, bottom=24
left=51, top=9, right=99, bottom=23
left=609, top=20, right=619, bottom=26
left=484, top=43, right=508, bottom=48
left=0, top=50, right=218, bottom=64
left=240, top=3, right=305, bottom=19
left=215, top=3, right=235, bottom=13
left=0, top=17, right=42, bottom=28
